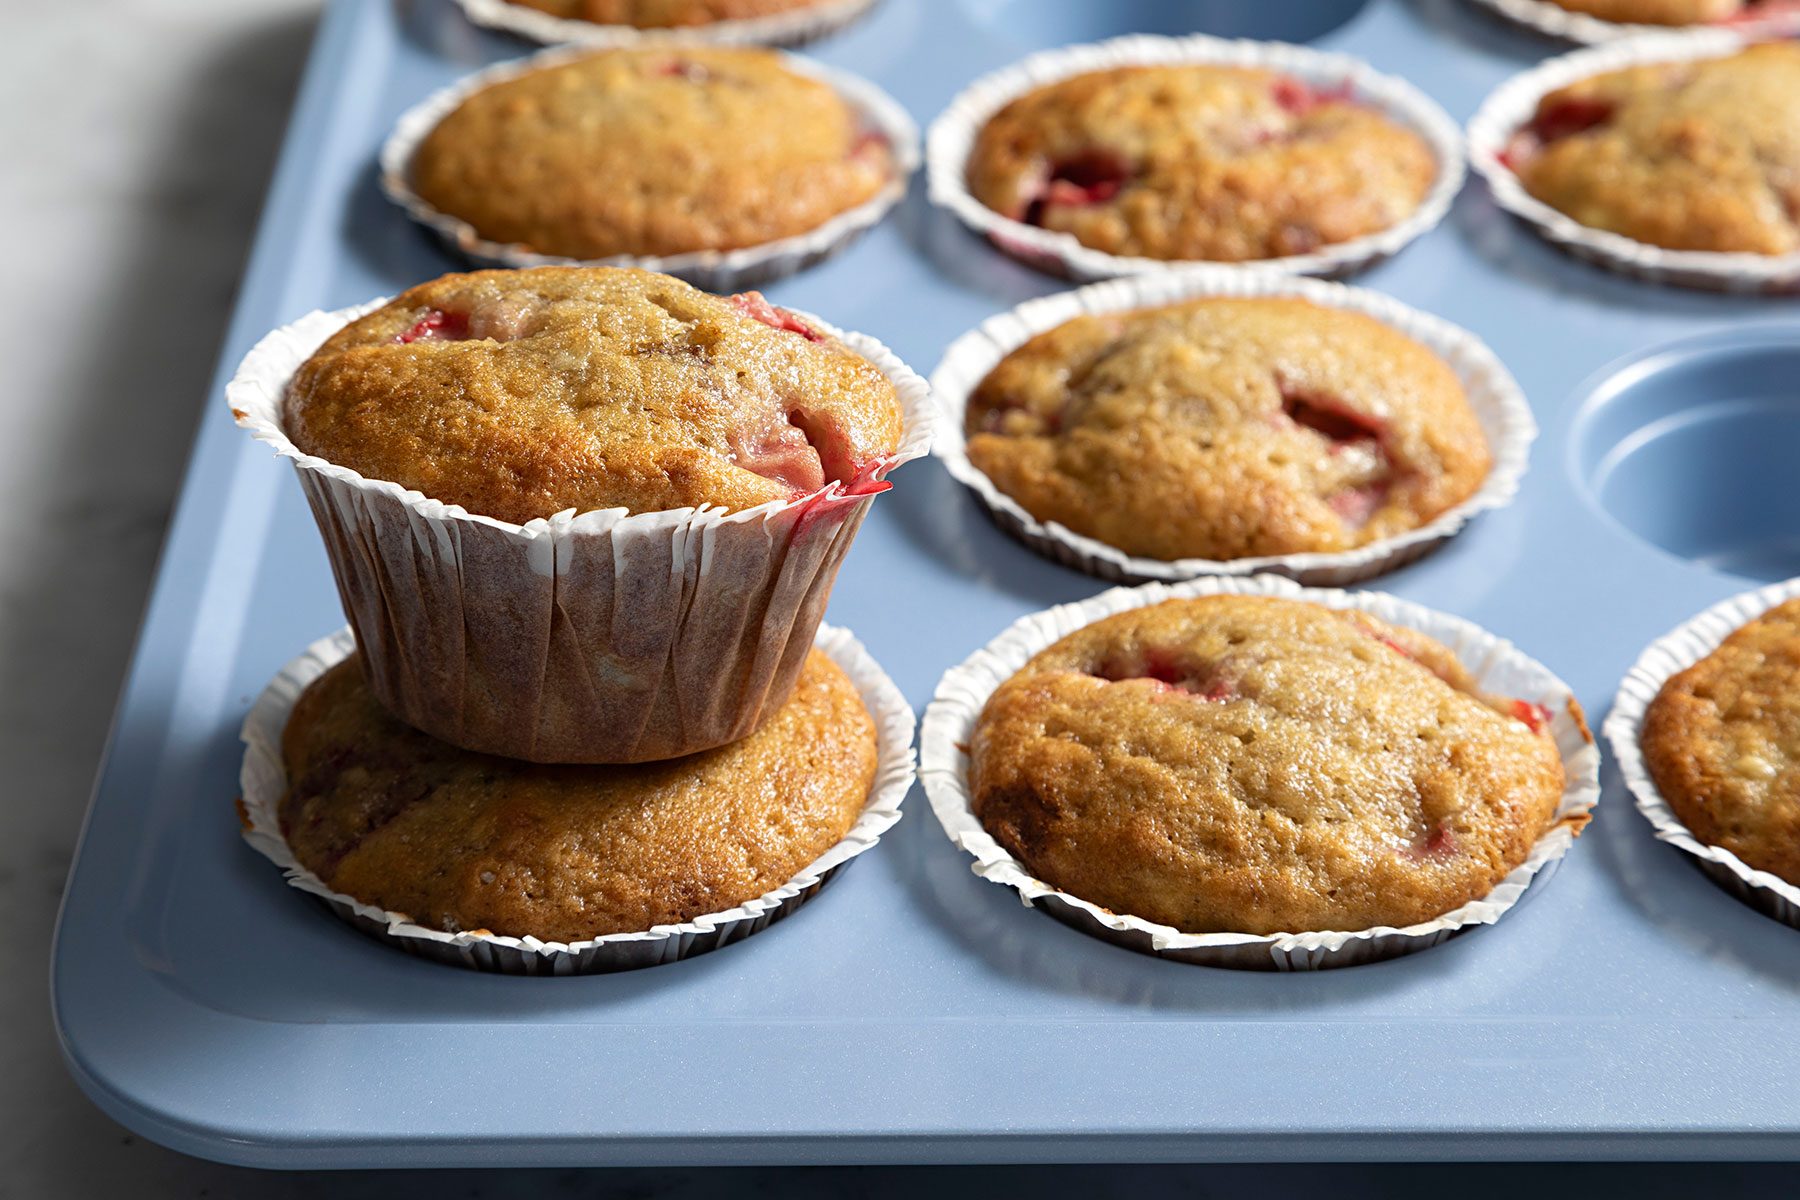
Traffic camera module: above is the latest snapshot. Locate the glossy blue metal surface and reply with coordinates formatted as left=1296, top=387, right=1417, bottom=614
left=51, top=0, right=1800, bottom=1167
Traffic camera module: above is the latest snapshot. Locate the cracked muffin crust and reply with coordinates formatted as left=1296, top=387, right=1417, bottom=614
left=500, top=0, right=843, bottom=28
left=410, top=47, right=892, bottom=261
left=278, top=648, right=877, bottom=943
left=965, top=65, right=1438, bottom=262
left=962, top=297, right=1492, bottom=563
left=1502, top=43, right=1800, bottom=255
left=1642, top=598, right=1800, bottom=886
left=284, top=267, right=902, bottom=525
left=968, top=595, right=1572, bottom=935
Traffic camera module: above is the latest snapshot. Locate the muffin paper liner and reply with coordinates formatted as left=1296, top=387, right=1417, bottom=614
left=1604, top=577, right=1800, bottom=930
left=229, top=298, right=936, bottom=764
left=1467, top=0, right=1800, bottom=45
left=923, top=33, right=1467, bottom=282
left=452, top=0, right=878, bottom=48
left=928, top=272, right=1536, bottom=586
left=379, top=44, right=919, bottom=291
left=239, top=622, right=916, bottom=975
left=1468, top=29, right=1800, bottom=293
left=920, top=574, right=1600, bottom=971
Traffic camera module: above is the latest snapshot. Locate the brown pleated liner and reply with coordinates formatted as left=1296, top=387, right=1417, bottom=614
left=1468, top=29, right=1800, bottom=293
left=921, top=574, right=1601, bottom=971
left=229, top=299, right=936, bottom=764
left=452, top=0, right=880, bottom=49
left=379, top=44, right=919, bottom=292
left=928, top=272, right=1536, bottom=586
left=924, top=33, right=1466, bottom=283
left=1605, top=576, right=1800, bottom=931
left=239, top=624, right=917, bottom=975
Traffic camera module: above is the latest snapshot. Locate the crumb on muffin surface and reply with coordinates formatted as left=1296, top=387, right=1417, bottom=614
left=411, top=46, right=892, bottom=260
left=1642, top=597, right=1800, bottom=886
left=1504, top=43, right=1800, bottom=255
left=284, top=267, right=902, bottom=524
left=968, top=595, right=1571, bottom=935
left=965, top=64, right=1437, bottom=263
left=962, top=296, right=1492, bottom=563
left=278, top=647, right=877, bottom=942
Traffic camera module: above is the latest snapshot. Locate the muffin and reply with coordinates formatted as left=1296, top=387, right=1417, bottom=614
left=232, top=265, right=925, bottom=765
left=287, top=267, right=902, bottom=523
left=965, top=64, right=1438, bottom=262
left=409, top=47, right=893, bottom=262
left=1536, top=0, right=1758, bottom=25
left=1502, top=43, right=1800, bottom=255
left=966, top=595, right=1570, bottom=935
left=500, top=0, right=849, bottom=29
left=277, top=647, right=878, bottom=944
left=961, top=296, right=1492, bottom=563
left=1642, top=597, right=1800, bottom=886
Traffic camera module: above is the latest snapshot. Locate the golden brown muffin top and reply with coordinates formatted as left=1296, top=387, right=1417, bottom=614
left=1542, top=0, right=1748, bottom=24
left=279, top=648, right=878, bottom=943
left=966, top=64, right=1437, bottom=262
left=1642, top=597, right=1800, bottom=886
left=962, top=297, right=1492, bottom=563
left=969, top=595, right=1572, bottom=935
left=284, top=268, right=903, bottom=524
left=410, top=47, right=892, bottom=260
left=504, top=0, right=836, bottom=28
left=1505, top=43, right=1800, bottom=255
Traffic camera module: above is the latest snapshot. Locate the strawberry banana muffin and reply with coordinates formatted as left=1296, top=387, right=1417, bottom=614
left=410, top=47, right=892, bottom=261
left=285, top=267, right=902, bottom=524
left=965, top=65, right=1438, bottom=262
left=963, top=297, right=1491, bottom=563
left=1642, top=598, right=1800, bottom=886
left=499, top=0, right=849, bottom=29
left=968, top=595, right=1573, bottom=935
left=276, top=648, right=877, bottom=943
left=1502, top=43, right=1800, bottom=255
left=1537, top=0, right=1790, bottom=25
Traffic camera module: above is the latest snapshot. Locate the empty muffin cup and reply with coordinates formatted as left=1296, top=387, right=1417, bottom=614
left=229, top=297, right=934, bottom=764
left=239, top=623, right=916, bottom=975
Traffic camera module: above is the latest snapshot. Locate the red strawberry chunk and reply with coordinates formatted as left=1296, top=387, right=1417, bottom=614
left=1272, top=77, right=1355, bottom=116
left=729, top=292, right=824, bottom=342
left=1019, top=148, right=1132, bottom=224
left=396, top=309, right=469, bottom=345
left=1509, top=699, right=1553, bottom=735
left=1326, top=482, right=1389, bottom=529
left=1408, top=822, right=1457, bottom=860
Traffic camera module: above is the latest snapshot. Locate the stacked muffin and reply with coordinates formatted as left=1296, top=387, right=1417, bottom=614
left=233, top=266, right=926, bottom=971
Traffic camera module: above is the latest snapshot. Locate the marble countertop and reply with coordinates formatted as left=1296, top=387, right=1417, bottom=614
left=4, top=1, right=1783, bottom=1193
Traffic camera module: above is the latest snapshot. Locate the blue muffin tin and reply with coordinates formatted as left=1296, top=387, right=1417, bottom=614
left=51, top=0, right=1800, bottom=1167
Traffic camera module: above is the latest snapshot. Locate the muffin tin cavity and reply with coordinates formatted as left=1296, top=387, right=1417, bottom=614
left=957, top=0, right=1370, bottom=45
left=1575, top=328, right=1800, bottom=582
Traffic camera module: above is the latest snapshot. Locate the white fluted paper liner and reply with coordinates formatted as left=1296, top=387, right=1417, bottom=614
left=1467, top=0, right=1800, bottom=45
left=921, top=574, right=1600, bottom=970
left=929, top=273, right=1535, bottom=586
left=240, top=622, right=916, bottom=975
left=924, top=34, right=1466, bottom=282
left=1604, top=577, right=1800, bottom=929
left=1468, top=30, right=1800, bottom=292
left=379, top=44, right=919, bottom=291
left=229, top=297, right=936, bottom=764
left=452, top=0, right=878, bottom=48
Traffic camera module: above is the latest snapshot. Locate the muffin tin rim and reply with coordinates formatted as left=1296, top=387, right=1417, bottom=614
left=377, top=41, right=921, bottom=289
left=919, top=572, right=1602, bottom=970
left=922, top=30, right=1469, bottom=282
left=927, top=270, right=1537, bottom=585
